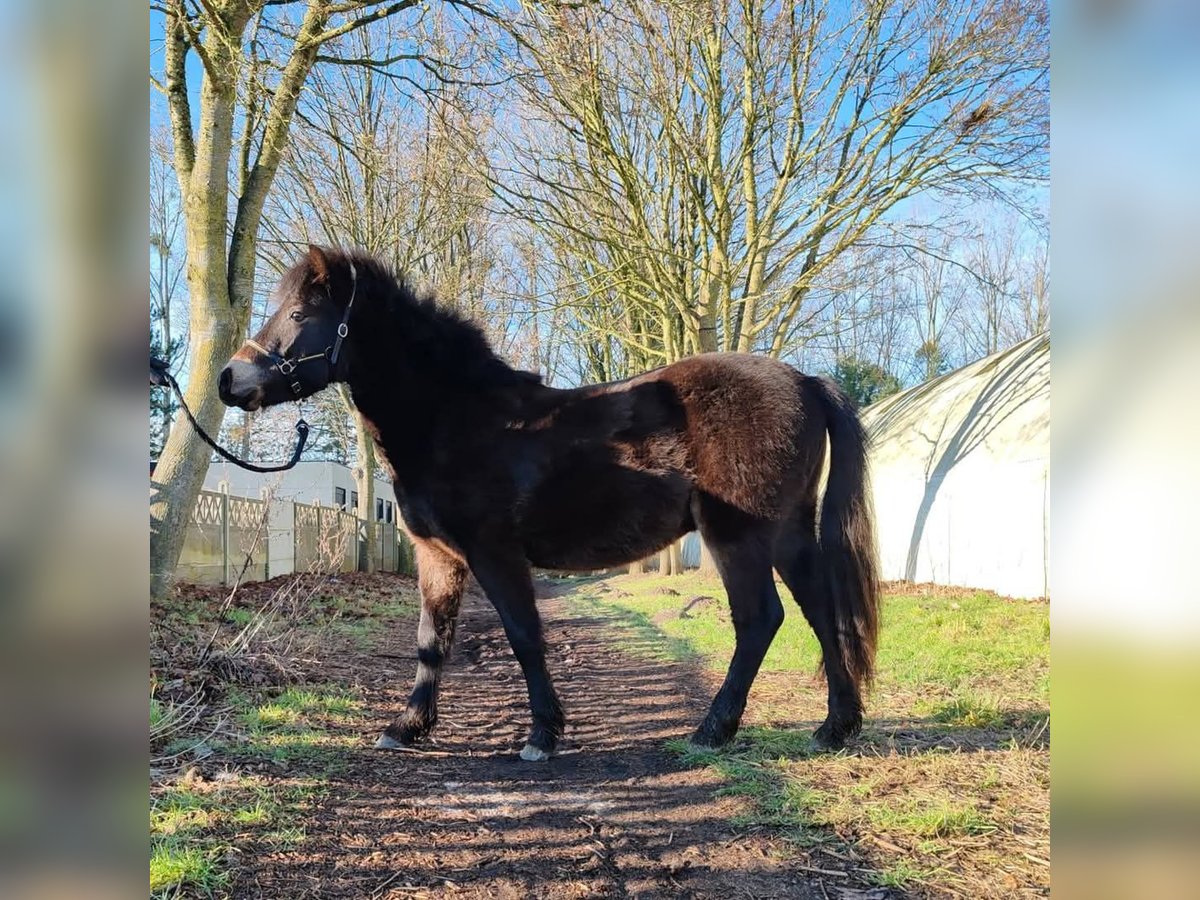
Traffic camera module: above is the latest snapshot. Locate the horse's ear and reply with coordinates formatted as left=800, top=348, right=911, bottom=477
left=307, top=244, right=330, bottom=284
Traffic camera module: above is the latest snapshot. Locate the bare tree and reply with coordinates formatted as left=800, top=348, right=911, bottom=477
left=150, top=0, right=445, bottom=598
left=150, top=130, right=187, bottom=456
left=964, top=223, right=1018, bottom=358
left=495, top=0, right=1048, bottom=367
left=907, top=229, right=968, bottom=381
left=260, top=12, right=520, bottom=564
left=1007, top=236, right=1049, bottom=344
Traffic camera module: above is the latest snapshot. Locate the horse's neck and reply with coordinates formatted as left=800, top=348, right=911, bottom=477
left=345, top=350, right=440, bottom=493
left=342, top=297, right=503, bottom=493
left=346, top=378, right=422, bottom=474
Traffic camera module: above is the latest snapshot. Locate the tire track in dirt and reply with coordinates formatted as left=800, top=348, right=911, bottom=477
left=239, top=580, right=827, bottom=899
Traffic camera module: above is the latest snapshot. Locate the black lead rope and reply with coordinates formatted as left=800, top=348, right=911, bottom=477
left=151, top=357, right=309, bottom=473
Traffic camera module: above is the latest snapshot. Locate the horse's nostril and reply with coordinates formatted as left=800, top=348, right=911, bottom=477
left=218, top=366, right=233, bottom=397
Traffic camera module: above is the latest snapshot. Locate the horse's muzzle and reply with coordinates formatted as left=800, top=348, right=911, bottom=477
left=218, top=360, right=265, bottom=411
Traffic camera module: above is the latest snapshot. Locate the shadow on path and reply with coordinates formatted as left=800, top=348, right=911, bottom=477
left=233, top=583, right=908, bottom=899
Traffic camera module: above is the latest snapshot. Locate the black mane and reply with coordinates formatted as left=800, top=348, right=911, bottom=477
left=328, top=248, right=542, bottom=392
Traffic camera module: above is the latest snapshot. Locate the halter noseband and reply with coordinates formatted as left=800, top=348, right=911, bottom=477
left=245, top=261, right=358, bottom=397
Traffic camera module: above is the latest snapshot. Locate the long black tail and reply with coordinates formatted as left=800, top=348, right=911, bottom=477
left=810, top=377, right=881, bottom=689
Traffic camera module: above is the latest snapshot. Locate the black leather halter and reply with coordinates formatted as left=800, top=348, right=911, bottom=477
left=245, top=260, right=358, bottom=396
left=150, top=358, right=309, bottom=473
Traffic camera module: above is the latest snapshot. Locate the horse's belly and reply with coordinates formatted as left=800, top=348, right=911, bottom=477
left=519, top=467, right=693, bottom=571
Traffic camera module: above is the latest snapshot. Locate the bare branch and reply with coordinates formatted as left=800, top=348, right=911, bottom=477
left=163, top=0, right=195, bottom=189
left=306, top=0, right=420, bottom=47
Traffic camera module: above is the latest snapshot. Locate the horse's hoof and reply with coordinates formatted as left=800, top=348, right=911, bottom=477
left=520, top=743, right=552, bottom=762
left=812, top=721, right=856, bottom=752
left=811, top=732, right=844, bottom=752
left=375, top=732, right=405, bottom=750
left=687, top=735, right=720, bottom=752
left=690, top=721, right=736, bottom=749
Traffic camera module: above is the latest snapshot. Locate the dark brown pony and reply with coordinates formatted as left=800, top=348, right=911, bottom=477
left=220, top=246, right=880, bottom=761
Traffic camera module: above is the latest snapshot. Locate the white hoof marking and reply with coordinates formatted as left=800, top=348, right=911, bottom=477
left=375, top=733, right=404, bottom=750
left=520, top=743, right=551, bottom=762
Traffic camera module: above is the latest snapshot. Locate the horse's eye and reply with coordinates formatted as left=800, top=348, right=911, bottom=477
left=289, top=310, right=306, bottom=322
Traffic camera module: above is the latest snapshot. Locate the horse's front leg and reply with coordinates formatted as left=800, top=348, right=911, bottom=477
left=376, top=542, right=467, bottom=749
left=468, top=548, right=563, bottom=761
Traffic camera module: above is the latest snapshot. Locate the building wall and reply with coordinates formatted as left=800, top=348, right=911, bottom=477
left=202, top=459, right=395, bottom=514
left=861, top=334, right=1049, bottom=599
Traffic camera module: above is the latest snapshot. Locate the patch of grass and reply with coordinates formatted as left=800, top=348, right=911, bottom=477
left=149, top=683, right=359, bottom=892
left=243, top=730, right=360, bottom=768
left=241, top=687, right=360, bottom=728
left=224, top=606, right=255, bottom=628
left=667, top=726, right=814, bottom=769
left=230, top=801, right=272, bottom=826
left=329, top=616, right=379, bottom=644
left=664, top=737, right=717, bottom=766
left=569, top=592, right=703, bottom=663
left=870, top=859, right=935, bottom=889
left=927, top=694, right=1005, bottom=728
left=573, top=573, right=1049, bottom=899
left=152, top=575, right=417, bottom=898
left=227, top=686, right=363, bottom=768
left=150, top=775, right=328, bottom=895
left=150, top=842, right=227, bottom=895
left=876, top=591, right=1049, bottom=702
left=568, top=575, right=1049, bottom=706
left=150, top=697, right=164, bottom=731
left=673, top=732, right=993, bottom=838
left=731, top=726, right=814, bottom=758
left=669, top=730, right=1016, bottom=891
left=265, top=825, right=307, bottom=847
left=151, top=790, right=218, bottom=836
left=866, top=798, right=995, bottom=837
left=162, top=735, right=210, bottom=760
left=321, top=589, right=416, bottom=647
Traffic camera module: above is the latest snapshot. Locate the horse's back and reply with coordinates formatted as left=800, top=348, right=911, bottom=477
left=511, top=353, right=823, bottom=567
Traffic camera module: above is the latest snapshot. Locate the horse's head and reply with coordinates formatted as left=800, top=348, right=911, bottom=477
left=219, top=245, right=356, bottom=411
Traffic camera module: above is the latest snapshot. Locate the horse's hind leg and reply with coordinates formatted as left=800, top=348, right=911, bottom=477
left=377, top=542, right=467, bottom=749
left=691, top=504, right=785, bottom=748
left=774, top=504, right=863, bottom=750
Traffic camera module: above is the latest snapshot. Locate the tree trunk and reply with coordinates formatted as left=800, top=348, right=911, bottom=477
left=150, top=0, right=331, bottom=599
left=699, top=537, right=719, bottom=577
left=159, top=246, right=173, bottom=446
left=240, top=410, right=252, bottom=459
left=150, top=297, right=242, bottom=598
left=628, top=558, right=645, bottom=575
left=353, top=411, right=377, bottom=574
left=151, top=3, right=247, bottom=599
left=658, top=540, right=684, bottom=576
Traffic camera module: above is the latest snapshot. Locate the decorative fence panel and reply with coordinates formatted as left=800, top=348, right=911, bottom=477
left=293, top=502, right=358, bottom=574
left=177, top=490, right=268, bottom=584
left=177, top=489, right=414, bottom=586
left=368, top=522, right=415, bottom=574
left=176, top=490, right=227, bottom=584
left=228, top=494, right=269, bottom=582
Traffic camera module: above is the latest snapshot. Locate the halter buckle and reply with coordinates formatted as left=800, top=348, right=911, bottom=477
left=278, top=358, right=296, bottom=375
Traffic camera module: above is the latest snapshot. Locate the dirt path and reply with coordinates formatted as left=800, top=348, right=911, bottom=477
left=237, top=581, right=838, bottom=899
